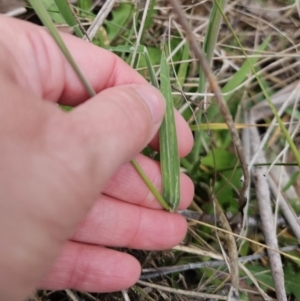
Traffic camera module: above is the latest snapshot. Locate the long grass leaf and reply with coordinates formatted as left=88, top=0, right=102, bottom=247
left=144, top=49, right=159, bottom=88
left=177, top=42, right=190, bottom=88
left=131, top=159, right=170, bottom=210
left=108, top=45, right=159, bottom=88
left=28, top=0, right=170, bottom=210
left=160, top=51, right=180, bottom=211
left=28, top=0, right=94, bottom=96
left=191, top=0, right=226, bottom=164
left=41, top=0, right=65, bottom=24
left=174, top=42, right=190, bottom=108
left=197, top=0, right=226, bottom=100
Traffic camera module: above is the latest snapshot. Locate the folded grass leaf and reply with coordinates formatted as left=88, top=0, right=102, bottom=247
left=160, top=51, right=180, bottom=211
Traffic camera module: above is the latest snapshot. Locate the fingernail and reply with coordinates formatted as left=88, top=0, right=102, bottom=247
left=134, top=85, right=165, bottom=123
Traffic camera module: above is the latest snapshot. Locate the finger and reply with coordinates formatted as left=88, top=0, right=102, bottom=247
left=38, top=241, right=141, bottom=292
left=66, top=84, right=166, bottom=188
left=104, top=154, right=194, bottom=209
left=149, top=110, right=194, bottom=157
left=73, top=195, right=188, bottom=249
left=0, top=15, right=147, bottom=104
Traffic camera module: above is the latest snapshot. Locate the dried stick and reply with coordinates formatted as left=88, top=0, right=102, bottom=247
left=65, top=290, right=80, bottom=301
left=240, top=96, right=252, bottom=244
left=210, top=190, right=239, bottom=300
left=168, top=0, right=249, bottom=208
left=121, top=290, right=131, bottom=301
left=248, top=111, right=287, bottom=301
left=179, top=209, right=297, bottom=228
left=239, top=264, right=273, bottom=301
left=137, top=280, right=228, bottom=300
left=130, top=0, right=151, bottom=66
left=140, top=245, right=298, bottom=280
left=5, top=6, right=26, bottom=16
left=172, top=245, right=223, bottom=260
left=84, top=0, right=117, bottom=41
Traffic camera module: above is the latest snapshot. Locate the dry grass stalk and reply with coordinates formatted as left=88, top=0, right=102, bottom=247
left=137, top=280, right=228, bottom=300
left=209, top=190, right=239, bottom=299
left=248, top=111, right=287, bottom=301
left=172, top=245, right=223, bottom=260
left=141, top=245, right=299, bottom=280
left=84, top=0, right=117, bottom=41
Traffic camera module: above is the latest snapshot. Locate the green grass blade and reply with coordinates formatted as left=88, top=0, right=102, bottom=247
left=174, top=42, right=190, bottom=108
left=221, top=40, right=270, bottom=101
left=197, top=0, right=226, bottom=99
left=54, top=0, right=84, bottom=38
left=28, top=0, right=94, bottom=96
left=190, top=0, right=226, bottom=164
left=160, top=51, right=180, bottom=211
left=177, top=42, right=190, bottom=88
left=78, top=0, right=92, bottom=11
left=29, top=0, right=170, bottom=210
left=41, top=0, right=65, bottom=24
left=131, top=159, right=170, bottom=211
left=144, top=49, right=159, bottom=88
left=106, top=3, right=133, bottom=42
left=108, top=45, right=159, bottom=88
left=202, top=0, right=226, bottom=65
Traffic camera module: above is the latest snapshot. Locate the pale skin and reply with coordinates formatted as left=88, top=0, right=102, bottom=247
left=0, top=16, right=194, bottom=301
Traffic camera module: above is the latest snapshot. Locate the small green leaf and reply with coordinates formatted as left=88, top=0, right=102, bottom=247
left=177, top=42, right=190, bottom=88
left=201, top=149, right=238, bottom=170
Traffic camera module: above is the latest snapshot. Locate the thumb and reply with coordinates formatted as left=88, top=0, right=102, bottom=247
left=65, top=83, right=166, bottom=192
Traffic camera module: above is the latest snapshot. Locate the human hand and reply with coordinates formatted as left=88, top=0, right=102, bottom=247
left=0, top=16, right=194, bottom=301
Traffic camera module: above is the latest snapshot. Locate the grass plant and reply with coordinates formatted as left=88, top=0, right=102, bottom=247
left=28, top=0, right=172, bottom=211
left=21, top=0, right=300, bottom=300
